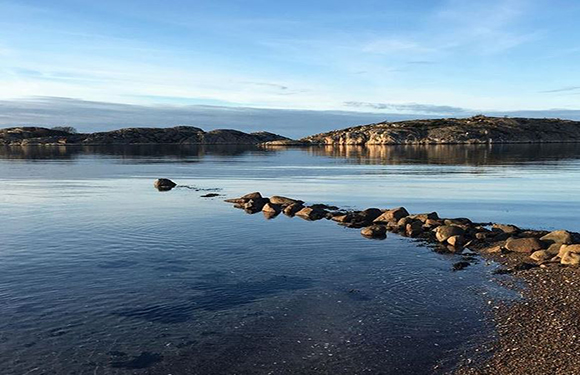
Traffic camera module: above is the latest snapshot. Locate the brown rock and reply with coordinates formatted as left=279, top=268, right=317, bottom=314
left=530, top=250, right=551, bottom=263
left=546, top=243, right=563, bottom=256
left=269, top=196, right=304, bottom=206
left=153, top=178, right=177, bottom=191
left=409, top=212, right=439, bottom=222
left=505, top=237, right=544, bottom=253
left=435, top=225, right=465, bottom=243
left=406, top=221, right=423, bottom=237
left=373, top=207, right=409, bottom=223
left=262, top=203, right=281, bottom=214
left=557, top=244, right=580, bottom=258
left=361, top=225, right=387, bottom=239
left=283, top=203, right=304, bottom=216
left=540, top=230, right=573, bottom=245
left=295, top=206, right=327, bottom=221
left=447, top=235, right=466, bottom=247
left=561, top=251, right=580, bottom=266
left=492, top=224, right=520, bottom=234
left=241, top=192, right=263, bottom=200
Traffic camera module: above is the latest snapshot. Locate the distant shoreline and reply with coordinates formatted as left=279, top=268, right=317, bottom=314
left=3, top=115, right=580, bottom=146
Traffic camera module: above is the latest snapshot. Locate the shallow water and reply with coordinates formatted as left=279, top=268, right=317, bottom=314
left=1, top=144, right=579, bottom=374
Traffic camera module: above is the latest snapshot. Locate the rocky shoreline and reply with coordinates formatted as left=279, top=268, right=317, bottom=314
left=220, top=190, right=580, bottom=374
left=0, top=126, right=288, bottom=145
left=266, top=115, right=580, bottom=146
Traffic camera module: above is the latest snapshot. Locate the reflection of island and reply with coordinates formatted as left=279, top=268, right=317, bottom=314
left=271, top=143, right=580, bottom=166
left=2, top=143, right=580, bottom=167
left=0, top=144, right=274, bottom=161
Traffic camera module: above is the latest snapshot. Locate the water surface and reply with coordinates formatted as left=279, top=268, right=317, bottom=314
left=1, top=144, right=579, bottom=374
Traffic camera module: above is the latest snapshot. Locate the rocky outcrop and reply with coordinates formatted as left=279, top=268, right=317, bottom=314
left=224, top=191, right=580, bottom=269
left=281, top=115, right=580, bottom=145
left=0, top=126, right=289, bottom=145
left=153, top=178, right=177, bottom=191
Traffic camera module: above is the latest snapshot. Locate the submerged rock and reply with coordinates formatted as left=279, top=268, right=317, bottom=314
left=154, top=178, right=177, bottom=191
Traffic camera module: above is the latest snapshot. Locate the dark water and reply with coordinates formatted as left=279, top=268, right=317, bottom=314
left=1, top=144, right=580, bottom=374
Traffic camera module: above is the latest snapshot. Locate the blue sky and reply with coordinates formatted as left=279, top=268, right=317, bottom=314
left=1, top=0, right=580, bottom=135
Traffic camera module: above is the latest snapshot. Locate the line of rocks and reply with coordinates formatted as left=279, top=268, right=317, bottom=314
left=225, top=192, right=580, bottom=268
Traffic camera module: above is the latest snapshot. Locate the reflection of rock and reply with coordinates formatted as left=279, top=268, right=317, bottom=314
left=154, top=178, right=177, bottom=191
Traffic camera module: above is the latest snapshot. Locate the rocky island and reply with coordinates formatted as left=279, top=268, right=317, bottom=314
left=267, top=115, right=580, bottom=145
left=0, top=126, right=289, bottom=145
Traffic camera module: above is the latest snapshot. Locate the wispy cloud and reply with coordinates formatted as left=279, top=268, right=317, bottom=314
left=344, top=101, right=469, bottom=115
left=539, top=86, right=580, bottom=94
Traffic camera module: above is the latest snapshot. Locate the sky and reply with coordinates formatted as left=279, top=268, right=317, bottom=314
left=1, top=0, right=580, bottom=137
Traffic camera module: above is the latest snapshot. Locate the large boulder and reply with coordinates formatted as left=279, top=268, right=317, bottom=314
left=408, top=212, right=439, bottom=222
left=361, top=225, right=387, bottom=239
left=435, top=225, right=464, bottom=243
left=556, top=244, right=580, bottom=258
left=405, top=221, right=423, bottom=237
left=374, top=207, right=409, bottom=224
left=504, top=237, right=544, bottom=253
left=262, top=203, right=281, bottom=214
left=269, top=196, right=304, bottom=206
left=540, top=230, right=573, bottom=245
left=154, top=178, right=177, bottom=191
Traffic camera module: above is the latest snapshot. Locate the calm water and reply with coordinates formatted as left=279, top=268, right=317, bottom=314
left=1, top=144, right=580, bottom=374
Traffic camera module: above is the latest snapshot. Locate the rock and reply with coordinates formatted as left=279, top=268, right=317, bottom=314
left=269, top=196, right=304, bottom=206
left=546, top=243, right=563, bottom=256
left=530, top=250, right=551, bottom=263
left=295, top=207, right=327, bottom=221
left=444, top=218, right=472, bottom=226
left=359, top=208, right=383, bottom=222
left=283, top=203, right=304, bottom=216
left=361, top=225, right=387, bottom=239
left=423, top=219, right=443, bottom=229
left=447, top=235, right=466, bottom=247
left=243, top=198, right=269, bottom=212
left=373, top=207, right=409, bottom=223
left=263, top=210, right=280, bottom=220
left=241, top=192, right=263, bottom=200
left=224, top=198, right=247, bottom=204
left=561, top=252, right=580, bottom=266
left=435, top=226, right=465, bottom=243
left=504, top=237, right=545, bottom=253
left=201, top=193, right=220, bottom=198
left=405, top=221, right=423, bottom=237
left=452, top=261, right=471, bottom=271
left=153, top=178, right=177, bottom=191
left=540, top=230, right=573, bottom=245
left=331, top=213, right=354, bottom=223
left=298, top=116, right=580, bottom=146
left=396, top=217, right=413, bottom=229
left=409, top=212, right=439, bottom=222
left=492, top=224, right=520, bottom=234
left=556, top=244, right=580, bottom=258
left=262, top=203, right=281, bottom=214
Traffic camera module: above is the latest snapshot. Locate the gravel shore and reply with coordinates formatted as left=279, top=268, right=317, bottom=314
left=454, top=264, right=580, bottom=375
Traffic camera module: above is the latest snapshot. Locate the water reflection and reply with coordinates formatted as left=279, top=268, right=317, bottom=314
left=3, top=143, right=580, bottom=166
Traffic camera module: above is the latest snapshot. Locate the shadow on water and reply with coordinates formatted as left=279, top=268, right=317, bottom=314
left=115, top=275, right=313, bottom=324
